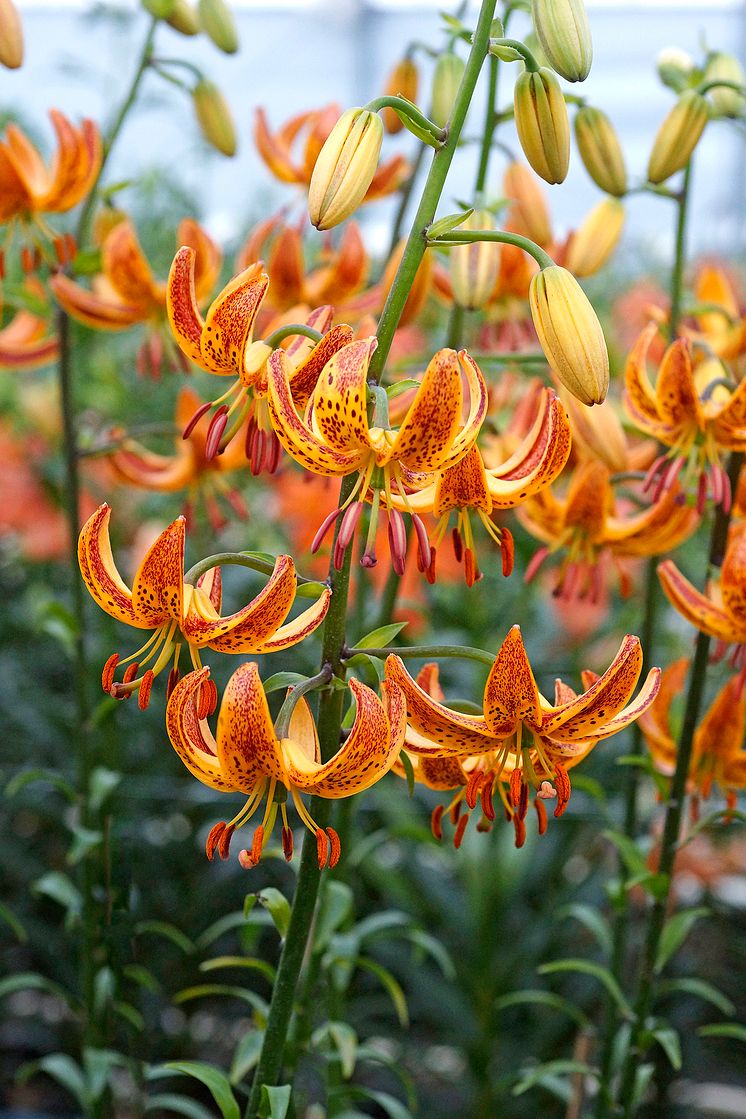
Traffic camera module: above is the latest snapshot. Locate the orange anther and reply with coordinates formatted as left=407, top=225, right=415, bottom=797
left=535, top=798, right=548, bottom=836
left=166, top=666, right=181, bottom=700
left=513, top=815, right=526, bottom=848
left=553, top=763, right=571, bottom=818
left=137, top=669, right=155, bottom=709
left=481, top=777, right=495, bottom=821
left=453, top=813, right=469, bottom=848
left=122, top=662, right=139, bottom=685
left=500, top=528, right=515, bottom=578
left=101, top=653, right=119, bottom=693
left=431, top=804, right=445, bottom=841
left=250, top=825, right=265, bottom=865
left=326, top=827, right=341, bottom=868
left=449, top=798, right=462, bottom=826
left=316, top=828, right=329, bottom=868
left=452, top=527, right=463, bottom=563
left=509, top=768, right=522, bottom=809
left=464, top=548, right=476, bottom=587
left=218, top=823, right=235, bottom=860
left=205, top=821, right=226, bottom=861
left=465, top=769, right=483, bottom=809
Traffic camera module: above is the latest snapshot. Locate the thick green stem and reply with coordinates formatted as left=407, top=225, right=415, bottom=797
left=669, top=162, right=692, bottom=339
left=387, top=142, right=427, bottom=259
left=475, top=53, right=499, bottom=194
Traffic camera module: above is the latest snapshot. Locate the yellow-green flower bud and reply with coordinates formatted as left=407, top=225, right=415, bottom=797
left=308, top=108, right=383, bottom=231
left=503, top=162, right=552, bottom=247
left=430, top=54, right=466, bottom=129
left=449, top=210, right=501, bottom=311
left=514, top=68, right=570, bottom=185
left=565, top=198, right=625, bottom=279
left=197, top=0, right=239, bottom=55
left=0, top=0, right=23, bottom=69
left=381, top=57, right=419, bottom=134
left=656, top=47, right=694, bottom=92
left=704, top=52, right=746, bottom=118
left=529, top=265, right=609, bottom=405
left=574, top=106, right=627, bottom=196
left=531, top=0, right=592, bottom=83
left=647, top=89, right=708, bottom=184
left=141, top=0, right=176, bottom=16
left=192, top=79, right=237, bottom=156
left=163, top=0, right=200, bottom=35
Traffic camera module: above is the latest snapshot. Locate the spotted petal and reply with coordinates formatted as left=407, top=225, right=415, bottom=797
left=288, top=322, right=355, bottom=410
left=720, top=523, right=746, bottom=630
left=483, top=626, right=541, bottom=731
left=486, top=389, right=572, bottom=508
left=179, top=218, right=222, bottom=304
left=658, top=559, right=746, bottom=643
left=544, top=635, right=643, bottom=740
left=50, top=272, right=142, bottom=330
left=655, top=338, right=704, bottom=433
left=104, top=221, right=163, bottom=309
left=624, top=325, right=678, bottom=441
left=310, top=338, right=378, bottom=453
left=165, top=667, right=237, bottom=791
left=385, top=654, right=499, bottom=754
left=183, top=554, right=296, bottom=652
left=200, top=266, right=269, bottom=376
left=216, top=662, right=287, bottom=789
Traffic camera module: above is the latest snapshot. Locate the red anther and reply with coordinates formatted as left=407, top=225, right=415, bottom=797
left=338, top=501, right=363, bottom=552
left=500, top=528, right=515, bottom=578
left=412, top=514, right=431, bottom=572
left=206, top=492, right=228, bottom=533
left=696, top=470, right=708, bottom=514
left=225, top=488, right=249, bottom=520
left=149, top=332, right=164, bottom=381
left=206, top=405, right=230, bottom=461
left=326, top=827, right=341, bottom=868
left=32, top=247, right=41, bottom=271
left=138, top=669, right=155, bottom=710
left=205, top=821, right=226, bottom=861
left=218, top=823, right=235, bottom=860
left=387, top=508, right=407, bottom=576
left=311, top=507, right=343, bottom=554
left=452, top=527, right=463, bottom=563
left=316, top=828, right=329, bottom=869
left=517, top=778, right=529, bottom=821
left=722, top=469, right=733, bottom=514
left=250, top=429, right=266, bottom=476
left=266, top=433, right=282, bottom=474
left=618, top=568, right=632, bottom=599
left=590, top=563, right=604, bottom=606
left=689, top=795, right=700, bottom=825
left=513, top=815, right=526, bottom=849
left=136, top=341, right=148, bottom=378
left=449, top=798, right=462, bottom=826
left=465, top=770, right=483, bottom=810
left=464, top=548, right=476, bottom=587
left=524, top=545, right=550, bottom=584
left=481, top=777, right=495, bottom=822
left=553, top=763, right=571, bottom=818
left=53, top=235, right=68, bottom=265
left=21, top=245, right=34, bottom=273
left=244, top=415, right=257, bottom=460
left=431, top=804, right=445, bottom=841
left=425, top=546, right=437, bottom=585
left=504, top=804, right=512, bottom=823
left=64, top=232, right=77, bottom=261
left=642, top=453, right=666, bottom=493
left=700, top=773, right=713, bottom=800
left=183, top=400, right=213, bottom=440
left=122, top=662, right=139, bottom=685
left=535, top=798, right=548, bottom=836
left=166, top=666, right=181, bottom=700
left=509, top=768, right=522, bottom=809
left=453, top=813, right=469, bottom=849
left=101, top=653, right=119, bottom=693
left=281, top=826, right=294, bottom=862
left=710, top=463, right=723, bottom=507
left=0, top=249, right=5, bottom=280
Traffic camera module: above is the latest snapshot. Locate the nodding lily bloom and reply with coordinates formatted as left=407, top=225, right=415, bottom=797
left=166, top=663, right=406, bottom=868
left=167, top=247, right=354, bottom=473
left=78, top=503, right=331, bottom=709
left=624, top=324, right=746, bottom=511
left=658, top=521, right=746, bottom=664
left=0, top=109, right=101, bottom=268
left=254, top=104, right=408, bottom=201
left=640, top=658, right=746, bottom=817
left=266, top=341, right=488, bottom=575
left=107, top=386, right=248, bottom=532
left=0, top=280, right=58, bottom=369
left=518, top=458, right=699, bottom=603
left=51, top=218, right=221, bottom=379
left=386, top=626, right=660, bottom=848
left=388, top=387, right=572, bottom=585
left=686, top=266, right=746, bottom=366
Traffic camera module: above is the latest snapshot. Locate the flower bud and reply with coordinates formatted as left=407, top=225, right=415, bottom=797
left=430, top=53, right=466, bottom=128
left=529, top=265, right=609, bottom=406
left=503, top=162, right=552, bottom=247
left=381, top=57, right=419, bottom=134
left=0, top=0, right=23, bottom=69
left=156, top=0, right=199, bottom=34
left=656, top=47, right=694, bottom=92
left=449, top=210, right=501, bottom=311
left=574, top=105, right=627, bottom=196
left=197, top=0, right=239, bottom=55
left=308, top=108, right=383, bottom=230
left=560, top=391, right=629, bottom=473
left=704, top=52, right=746, bottom=118
left=192, top=79, right=237, bottom=156
left=647, top=89, right=708, bottom=184
left=565, top=198, right=625, bottom=279
left=531, top=0, right=592, bottom=83
left=141, top=0, right=177, bottom=16
left=514, top=68, right=570, bottom=184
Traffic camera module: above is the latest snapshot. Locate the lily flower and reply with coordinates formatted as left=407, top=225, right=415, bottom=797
left=0, top=280, right=58, bottom=369
left=78, top=503, right=331, bottom=708
left=50, top=217, right=221, bottom=378
left=624, top=324, right=746, bottom=511
left=386, top=626, right=660, bottom=846
left=688, top=265, right=746, bottom=365
left=166, top=663, right=406, bottom=867
left=266, top=341, right=488, bottom=575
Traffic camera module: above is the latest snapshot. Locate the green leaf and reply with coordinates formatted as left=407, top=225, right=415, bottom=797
left=630, top=1063, right=655, bottom=1112
left=356, top=957, right=409, bottom=1027
left=19, top=1054, right=87, bottom=1107
left=146, top=1093, right=216, bottom=1119
left=113, top=1000, right=145, bottom=1032
left=229, top=1030, right=264, bottom=1084
left=135, top=920, right=194, bottom=954
left=296, top=580, right=329, bottom=600
left=343, top=1088, right=412, bottom=1119
left=386, top=379, right=422, bottom=399
left=0, top=901, right=27, bottom=942
left=83, top=1048, right=129, bottom=1102
left=258, top=1084, right=291, bottom=1119
left=655, top=907, right=709, bottom=973
left=556, top=904, right=612, bottom=955
left=405, top=928, right=455, bottom=980
left=173, top=985, right=268, bottom=1018
left=89, top=766, right=121, bottom=812
left=699, top=1022, right=746, bottom=1043
left=355, top=622, right=407, bottom=649
left=399, top=750, right=415, bottom=797
left=650, top=1026, right=682, bottom=1069
left=123, top=964, right=162, bottom=994
left=659, top=977, right=735, bottom=1016
left=32, top=871, right=82, bottom=925
left=602, top=830, right=648, bottom=875
left=512, top=1059, right=596, bottom=1096
left=6, top=767, right=76, bottom=802
left=0, top=972, right=71, bottom=1006
left=538, top=959, right=633, bottom=1018
left=314, top=880, right=354, bottom=952
left=200, top=956, right=275, bottom=983
left=94, top=966, right=115, bottom=1013
left=254, top=888, right=291, bottom=938
left=32, top=599, right=78, bottom=657
left=428, top=208, right=474, bottom=239
left=262, top=672, right=307, bottom=694
left=156, top=1062, right=240, bottom=1119
left=495, top=988, right=590, bottom=1029
left=196, top=909, right=252, bottom=950
left=312, top=1021, right=358, bottom=1079
left=66, top=825, right=104, bottom=866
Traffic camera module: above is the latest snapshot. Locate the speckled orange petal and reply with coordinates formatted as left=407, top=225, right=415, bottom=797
left=216, top=662, right=286, bottom=788
left=434, top=351, right=489, bottom=472
left=37, top=113, right=102, bottom=212
left=286, top=695, right=320, bottom=765
left=196, top=566, right=223, bottom=613
left=655, top=338, right=704, bottom=432
left=606, top=484, right=698, bottom=551
left=167, top=247, right=206, bottom=365
left=695, top=673, right=746, bottom=767
left=563, top=460, right=611, bottom=542
left=101, top=221, right=161, bottom=308
left=182, top=553, right=297, bottom=651
left=0, top=141, right=30, bottom=220
left=720, top=523, right=746, bottom=629
left=4, top=121, right=50, bottom=199
left=199, top=267, right=269, bottom=376
left=385, top=654, right=500, bottom=753
left=250, top=588, right=332, bottom=654
left=487, top=389, right=571, bottom=509
left=109, top=442, right=193, bottom=492
left=179, top=218, right=222, bottom=304
left=165, top=667, right=237, bottom=791
left=658, top=559, right=745, bottom=642
left=50, top=272, right=142, bottom=330
left=432, top=445, right=492, bottom=516
left=624, top=325, right=678, bottom=440
left=254, top=107, right=309, bottom=184
left=545, top=635, right=644, bottom=739
left=268, top=226, right=305, bottom=307
left=711, top=376, right=746, bottom=441
left=583, top=667, right=661, bottom=742
left=483, top=626, right=541, bottom=730
left=418, top=755, right=468, bottom=789
left=311, top=337, right=377, bottom=453
left=131, top=515, right=185, bottom=624
left=386, top=348, right=463, bottom=471
left=288, top=322, right=355, bottom=409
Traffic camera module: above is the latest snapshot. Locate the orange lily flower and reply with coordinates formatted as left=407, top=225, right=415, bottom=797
left=254, top=104, right=408, bottom=202
left=78, top=503, right=331, bottom=708
left=266, top=341, right=488, bottom=574
left=50, top=218, right=221, bottom=378
left=385, top=626, right=660, bottom=847
left=685, top=265, right=746, bottom=367
left=640, top=658, right=746, bottom=813
left=624, top=324, right=746, bottom=511
left=389, top=387, right=572, bottom=585
left=517, top=458, right=699, bottom=602
left=0, top=280, right=58, bottom=369
left=166, top=662, right=406, bottom=867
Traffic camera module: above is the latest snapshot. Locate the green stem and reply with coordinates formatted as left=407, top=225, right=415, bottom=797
left=387, top=142, right=427, bottom=258
left=368, top=0, right=499, bottom=384
left=430, top=228, right=554, bottom=270
left=444, top=303, right=466, bottom=349
left=183, top=552, right=320, bottom=588
left=475, top=53, right=499, bottom=195
left=344, top=643, right=495, bottom=666
left=263, top=323, right=324, bottom=349
left=274, top=665, right=334, bottom=739
left=364, top=96, right=446, bottom=146
left=669, top=162, right=692, bottom=339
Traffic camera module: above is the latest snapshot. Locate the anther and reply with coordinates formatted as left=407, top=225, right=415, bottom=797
left=553, top=763, right=571, bottom=818
left=465, top=770, right=483, bottom=810
left=326, top=827, right=341, bottom=868
left=183, top=400, right=214, bottom=440
left=387, top=509, right=407, bottom=576
left=122, top=662, right=139, bottom=685
left=535, top=798, right=548, bottom=836
left=524, top=546, right=550, bottom=584
left=101, top=653, right=119, bottom=693
left=509, top=768, right=522, bottom=809
left=205, top=821, right=226, bottom=861
left=464, top=548, right=478, bottom=587
left=453, top=813, right=469, bottom=849
left=431, top=804, right=445, bottom=841
left=481, top=777, right=495, bottom=822
left=412, top=515, right=431, bottom=572
left=137, top=669, right=155, bottom=710
left=281, top=826, right=294, bottom=862
left=316, top=828, right=329, bottom=869
left=311, top=507, right=343, bottom=554
left=205, top=405, right=230, bottom=461
left=21, top=245, right=34, bottom=273
left=452, top=527, right=463, bottom=563
left=218, top=823, right=235, bottom=860
left=425, top=546, right=437, bottom=585
left=166, top=666, right=181, bottom=700
left=450, top=798, right=462, bottom=826
left=248, top=825, right=265, bottom=866
left=518, top=779, right=529, bottom=821
left=513, top=815, right=526, bottom=848
left=500, top=528, right=515, bottom=578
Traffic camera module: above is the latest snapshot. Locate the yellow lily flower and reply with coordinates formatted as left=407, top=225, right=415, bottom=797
left=78, top=503, right=331, bottom=709
left=385, top=626, right=660, bottom=847
left=166, top=663, right=406, bottom=867
left=266, top=341, right=488, bottom=575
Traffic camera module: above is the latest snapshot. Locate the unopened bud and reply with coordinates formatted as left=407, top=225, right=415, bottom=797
left=503, top=162, right=552, bottom=247
left=565, top=197, right=625, bottom=278
left=0, top=0, right=23, bottom=69
left=647, top=89, right=708, bottom=184
left=531, top=0, right=592, bottom=83
left=449, top=210, right=500, bottom=311
left=574, top=105, right=627, bottom=196
left=197, top=0, right=239, bottom=54
left=561, top=391, right=629, bottom=472
left=704, top=52, right=746, bottom=118
left=514, top=67, right=570, bottom=184
left=529, top=265, right=609, bottom=405
left=431, top=53, right=466, bottom=128
left=308, top=107, right=383, bottom=230
left=656, top=47, right=694, bottom=92
left=141, top=0, right=177, bottom=16
left=163, top=0, right=200, bottom=35
left=381, top=57, right=419, bottom=134
left=192, top=79, right=237, bottom=156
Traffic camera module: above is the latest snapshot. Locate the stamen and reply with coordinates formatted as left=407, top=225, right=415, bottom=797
left=509, top=768, right=522, bottom=809
left=311, top=506, right=343, bottom=554
left=326, top=827, right=341, bottom=868
left=166, top=666, right=181, bottom=699
left=464, top=548, right=478, bottom=587
left=412, top=515, right=431, bottom=572
left=453, top=814, right=469, bottom=848
left=316, top=828, right=329, bottom=868
left=425, top=546, right=437, bottom=585
left=205, top=822, right=226, bottom=861
left=248, top=825, right=265, bottom=866
left=696, top=470, right=708, bottom=514
left=183, top=400, right=214, bottom=440
left=102, top=653, right=119, bottom=693
left=524, top=546, right=550, bottom=584
left=513, top=815, right=526, bottom=848
left=266, top=433, right=282, bottom=474
left=500, top=528, right=514, bottom=578
left=465, top=770, right=483, bottom=809
left=452, top=527, right=463, bottom=563
left=137, top=669, right=155, bottom=710
left=431, top=804, right=445, bottom=841
left=481, top=777, right=495, bottom=821
left=553, top=763, right=571, bottom=818
left=281, top=826, right=294, bottom=861
left=218, top=823, right=235, bottom=860
left=205, top=405, right=230, bottom=461
left=334, top=501, right=363, bottom=570
left=535, top=798, right=548, bottom=835
left=122, top=662, right=139, bottom=685
left=642, top=453, right=667, bottom=493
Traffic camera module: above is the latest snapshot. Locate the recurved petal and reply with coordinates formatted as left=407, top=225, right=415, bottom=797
left=433, top=445, right=492, bottom=516
left=78, top=503, right=142, bottom=627
left=623, top=324, right=678, bottom=439
left=639, top=658, right=688, bottom=772
left=286, top=695, right=320, bottom=764
left=183, top=554, right=297, bottom=651
left=711, top=375, right=746, bottom=442
left=310, top=338, right=377, bottom=453
left=289, top=322, right=355, bottom=410
left=250, top=588, right=331, bottom=654
left=165, top=667, right=237, bottom=791
left=50, top=272, right=142, bottom=330
left=658, top=559, right=746, bottom=642
left=483, top=625, right=541, bottom=730
left=655, top=337, right=704, bottom=431
left=586, top=667, right=661, bottom=741
left=200, top=266, right=270, bottom=376
left=268, top=226, right=305, bottom=308
left=486, top=389, right=571, bottom=508
left=434, top=351, right=489, bottom=471
left=179, top=218, right=223, bottom=304
left=103, top=221, right=163, bottom=308
left=388, top=348, right=463, bottom=471
left=131, top=515, right=185, bottom=624
left=167, top=247, right=207, bottom=365
left=695, top=672, right=746, bottom=766
left=0, top=310, right=58, bottom=369
left=254, top=107, right=305, bottom=184
left=216, top=662, right=287, bottom=788
left=720, top=522, right=746, bottom=629
left=544, top=635, right=644, bottom=739
left=109, top=441, right=194, bottom=492
left=38, top=112, right=102, bottom=212
left=385, top=654, right=499, bottom=754
left=365, top=153, right=410, bottom=200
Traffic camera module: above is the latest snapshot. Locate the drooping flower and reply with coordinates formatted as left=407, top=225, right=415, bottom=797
left=78, top=503, right=331, bottom=708
left=687, top=265, right=746, bottom=370
left=385, top=625, right=660, bottom=846
left=0, top=280, right=58, bottom=370
left=166, top=663, right=406, bottom=867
